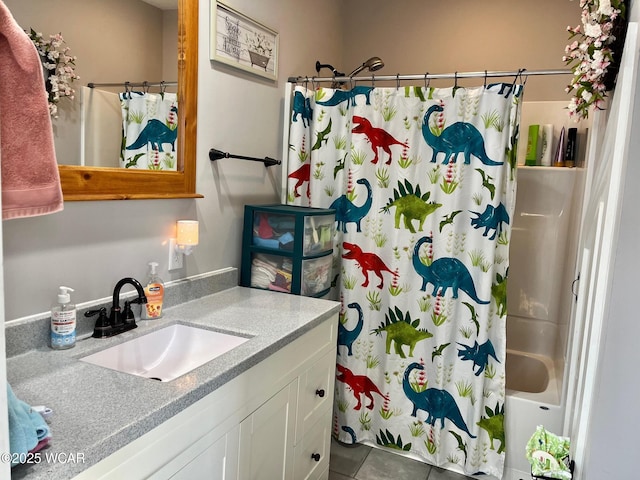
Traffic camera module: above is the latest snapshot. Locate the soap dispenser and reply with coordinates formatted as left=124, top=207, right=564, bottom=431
left=51, top=286, right=76, bottom=350
left=143, top=262, right=164, bottom=319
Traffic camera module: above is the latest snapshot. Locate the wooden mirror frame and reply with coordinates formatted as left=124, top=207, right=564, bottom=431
left=59, top=0, right=201, bottom=201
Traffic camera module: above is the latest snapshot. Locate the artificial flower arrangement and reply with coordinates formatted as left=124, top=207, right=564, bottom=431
left=564, top=0, right=627, bottom=120
left=27, top=29, right=80, bottom=118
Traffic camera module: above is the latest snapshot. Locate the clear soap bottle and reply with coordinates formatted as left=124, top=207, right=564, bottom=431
left=51, top=286, right=76, bottom=350
left=143, top=262, right=164, bottom=319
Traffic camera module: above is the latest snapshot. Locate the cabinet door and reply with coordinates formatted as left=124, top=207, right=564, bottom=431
left=238, top=381, right=297, bottom=480
left=293, top=410, right=331, bottom=480
left=296, top=349, right=335, bottom=443
left=168, top=426, right=239, bottom=480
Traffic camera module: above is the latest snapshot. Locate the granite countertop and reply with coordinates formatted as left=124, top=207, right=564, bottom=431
left=7, top=286, right=339, bottom=480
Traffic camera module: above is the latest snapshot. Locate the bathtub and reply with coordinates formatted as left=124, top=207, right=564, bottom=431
left=502, top=349, right=564, bottom=480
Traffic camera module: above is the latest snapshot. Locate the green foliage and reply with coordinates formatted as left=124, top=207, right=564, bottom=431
left=351, top=148, right=367, bottom=165
left=428, top=166, right=442, bottom=184
left=484, top=363, right=496, bottom=379
left=468, top=249, right=485, bottom=267
left=366, top=355, right=380, bottom=369
left=366, top=290, right=382, bottom=311
left=359, top=411, right=372, bottom=430
left=376, top=167, right=390, bottom=188
left=481, top=110, right=504, bottom=132
left=128, top=110, right=145, bottom=124
left=417, top=296, right=432, bottom=312
left=382, top=105, right=397, bottom=122
left=313, top=161, right=325, bottom=180
left=342, top=269, right=357, bottom=290
left=376, top=429, right=412, bottom=451
left=333, top=135, right=347, bottom=150
left=409, top=421, right=425, bottom=437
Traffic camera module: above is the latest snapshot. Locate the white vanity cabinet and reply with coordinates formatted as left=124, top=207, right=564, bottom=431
left=72, top=316, right=337, bottom=480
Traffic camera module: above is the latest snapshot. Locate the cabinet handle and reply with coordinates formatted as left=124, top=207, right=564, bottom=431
left=315, top=389, right=325, bottom=398
left=311, top=453, right=321, bottom=462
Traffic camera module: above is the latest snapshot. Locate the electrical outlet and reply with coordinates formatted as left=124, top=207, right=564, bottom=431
left=168, top=238, right=183, bottom=270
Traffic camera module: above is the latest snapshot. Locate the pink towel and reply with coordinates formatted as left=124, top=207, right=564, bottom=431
left=0, top=1, right=63, bottom=220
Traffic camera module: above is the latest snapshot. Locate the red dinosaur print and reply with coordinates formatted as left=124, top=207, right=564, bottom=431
left=342, top=242, right=397, bottom=289
left=288, top=163, right=310, bottom=198
left=336, top=364, right=388, bottom=410
left=352, top=115, right=408, bottom=165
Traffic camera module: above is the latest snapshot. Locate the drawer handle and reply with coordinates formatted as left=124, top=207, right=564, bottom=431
left=315, top=389, right=325, bottom=398
left=311, top=453, right=321, bottom=462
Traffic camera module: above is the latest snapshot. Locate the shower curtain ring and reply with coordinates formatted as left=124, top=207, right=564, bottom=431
left=484, top=70, right=488, bottom=88
left=396, top=73, right=400, bottom=89
left=511, top=69, right=525, bottom=91
left=143, top=81, right=149, bottom=93
left=160, top=81, right=166, bottom=94
left=520, top=68, right=528, bottom=86
left=424, top=72, right=430, bottom=89
left=371, top=73, right=375, bottom=87
left=454, top=71, right=458, bottom=88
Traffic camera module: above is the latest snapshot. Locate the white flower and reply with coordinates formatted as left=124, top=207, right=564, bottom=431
left=27, top=29, right=79, bottom=118
left=597, top=0, right=614, bottom=16
left=565, top=0, right=625, bottom=120
left=584, top=22, right=602, bottom=37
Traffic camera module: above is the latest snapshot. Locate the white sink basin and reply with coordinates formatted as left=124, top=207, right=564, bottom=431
left=80, top=324, right=249, bottom=382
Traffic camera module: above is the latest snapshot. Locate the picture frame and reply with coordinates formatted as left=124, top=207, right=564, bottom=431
left=210, top=1, right=279, bottom=80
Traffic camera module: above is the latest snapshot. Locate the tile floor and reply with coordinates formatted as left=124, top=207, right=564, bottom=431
left=328, top=438, right=473, bottom=480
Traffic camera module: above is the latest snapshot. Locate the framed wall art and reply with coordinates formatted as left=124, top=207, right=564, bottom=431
left=210, top=1, right=279, bottom=80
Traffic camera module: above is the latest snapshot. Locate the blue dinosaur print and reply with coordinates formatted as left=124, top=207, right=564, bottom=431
left=487, top=82, right=523, bottom=98
left=403, top=363, right=477, bottom=438
left=341, top=425, right=357, bottom=444
left=422, top=104, right=502, bottom=165
left=316, top=86, right=375, bottom=107
left=126, top=105, right=178, bottom=152
left=338, top=302, right=364, bottom=356
left=412, top=236, right=489, bottom=304
left=457, top=340, right=500, bottom=376
left=329, top=178, right=373, bottom=233
left=470, top=203, right=510, bottom=240
left=292, top=91, right=313, bottom=127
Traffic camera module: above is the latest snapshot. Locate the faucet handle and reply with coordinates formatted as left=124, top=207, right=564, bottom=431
left=86, top=308, right=110, bottom=338
left=122, top=301, right=138, bottom=328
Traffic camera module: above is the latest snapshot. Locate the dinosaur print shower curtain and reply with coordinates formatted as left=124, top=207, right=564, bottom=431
left=286, top=82, right=522, bottom=478
left=119, top=91, right=178, bottom=170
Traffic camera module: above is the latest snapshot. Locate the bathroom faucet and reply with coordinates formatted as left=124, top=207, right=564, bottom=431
left=87, top=277, right=147, bottom=338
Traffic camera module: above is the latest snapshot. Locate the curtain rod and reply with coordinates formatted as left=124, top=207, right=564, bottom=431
left=87, top=81, right=177, bottom=88
left=287, top=68, right=572, bottom=84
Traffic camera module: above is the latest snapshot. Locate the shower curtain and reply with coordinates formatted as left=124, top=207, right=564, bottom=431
left=119, top=91, right=178, bottom=170
left=286, top=81, right=522, bottom=478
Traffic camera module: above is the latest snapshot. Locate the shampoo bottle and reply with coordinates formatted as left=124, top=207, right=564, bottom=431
left=525, top=124, right=540, bottom=166
left=143, top=262, right=164, bottom=319
left=51, top=286, right=76, bottom=350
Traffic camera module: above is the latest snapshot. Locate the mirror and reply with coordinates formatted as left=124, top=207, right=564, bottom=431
left=6, top=0, right=199, bottom=200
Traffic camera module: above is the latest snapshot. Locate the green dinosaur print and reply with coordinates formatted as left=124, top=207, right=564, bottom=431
left=491, top=271, right=507, bottom=317
left=312, top=118, right=332, bottom=150
left=380, top=180, right=442, bottom=233
left=476, top=402, right=505, bottom=454
left=372, top=306, right=433, bottom=358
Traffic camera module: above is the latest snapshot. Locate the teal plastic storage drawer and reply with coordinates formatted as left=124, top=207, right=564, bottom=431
left=241, top=205, right=335, bottom=297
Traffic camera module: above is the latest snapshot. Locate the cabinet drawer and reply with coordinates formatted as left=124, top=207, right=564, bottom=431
left=296, top=348, right=335, bottom=443
left=293, top=410, right=332, bottom=480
